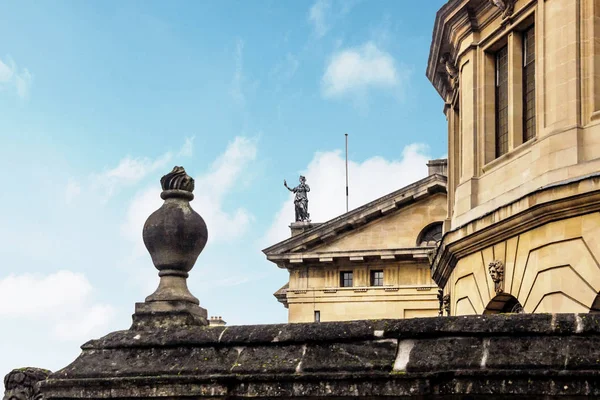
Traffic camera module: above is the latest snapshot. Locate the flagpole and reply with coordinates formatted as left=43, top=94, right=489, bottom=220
left=345, top=133, right=349, bottom=213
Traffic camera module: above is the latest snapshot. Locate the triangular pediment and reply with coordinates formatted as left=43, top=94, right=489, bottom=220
left=309, top=193, right=446, bottom=253
left=263, top=174, right=447, bottom=260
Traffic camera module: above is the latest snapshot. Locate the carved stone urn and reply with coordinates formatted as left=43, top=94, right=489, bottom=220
left=133, top=166, right=209, bottom=328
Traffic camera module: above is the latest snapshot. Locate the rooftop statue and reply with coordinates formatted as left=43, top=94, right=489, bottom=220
left=284, top=175, right=310, bottom=222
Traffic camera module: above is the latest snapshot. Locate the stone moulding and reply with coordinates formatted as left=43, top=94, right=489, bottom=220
left=38, top=314, right=600, bottom=398
left=432, top=174, right=600, bottom=287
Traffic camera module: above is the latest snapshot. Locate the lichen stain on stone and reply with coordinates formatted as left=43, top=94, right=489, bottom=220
left=295, top=344, right=307, bottom=374
left=393, top=339, right=415, bottom=372
left=575, top=314, right=584, bottom=333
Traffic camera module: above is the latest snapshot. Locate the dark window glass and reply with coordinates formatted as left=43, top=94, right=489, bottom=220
left=418, top=222, right=443, bottom=246
left=340, top=271, right=353, bottom=287
left=314, top=310, right=320, bottom=322
left=370, top=270, right=384, bottom=286
left=523, top=26, right=536, bottom=142
left=495, top=45, right=509, bottom=157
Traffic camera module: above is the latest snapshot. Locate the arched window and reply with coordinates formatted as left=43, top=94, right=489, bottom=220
left=417, top=222, right=443, bottom=247
left=484, top=294, right=524, bottom=314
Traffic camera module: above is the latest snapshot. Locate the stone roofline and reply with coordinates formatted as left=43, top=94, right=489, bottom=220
left=263, top=173, right=447, bottom=258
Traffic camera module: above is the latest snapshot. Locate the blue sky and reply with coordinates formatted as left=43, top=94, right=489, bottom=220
left=0, top=0, right=447, bottom=383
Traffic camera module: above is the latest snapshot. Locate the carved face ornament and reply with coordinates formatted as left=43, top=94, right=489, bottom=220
left=488, top=261, right=504, bottom=283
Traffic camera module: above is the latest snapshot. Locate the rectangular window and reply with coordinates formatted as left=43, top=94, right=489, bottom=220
left=370, top=270, right=384, bottom=286
left=340, top=271, right=353, bottom=287
left=523, top=26, right=536, bottom=142
left=495, top=45, right=509, bottom=157
left=314, top=310, right=320, bottom=323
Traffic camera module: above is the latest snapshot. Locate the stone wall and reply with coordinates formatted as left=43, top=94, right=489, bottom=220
left=35, top=313, right=600, bottom=398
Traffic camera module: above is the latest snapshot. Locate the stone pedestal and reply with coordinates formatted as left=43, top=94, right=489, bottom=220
left=131, top=301, right=207, bottom=329
left=289, top=221, right=322, bottom=237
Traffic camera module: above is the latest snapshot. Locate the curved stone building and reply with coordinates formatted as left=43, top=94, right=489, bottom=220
left=428, top=0, right=600, bottom=315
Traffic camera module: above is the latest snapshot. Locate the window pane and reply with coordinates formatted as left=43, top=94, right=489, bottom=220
left=340, top=271, right=353, bottom=287
left=523, top=26, right=536, bottom=142
left=370, top=270, right=384, bottom=286
left=495, top=45, right=509, bottom=157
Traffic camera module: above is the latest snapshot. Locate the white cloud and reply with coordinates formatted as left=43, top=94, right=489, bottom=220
left=271, top=53, right=299, bottom=84
left=308, top=0, right=332, bottom=37
left=53, top=304, right=115, bottom=341
left=0, top=56, right=33, bottom=99
left=308, top=0, right=360, bottom=38
left=88, top=137, right=195, bottom=200
left=178, top=136, right=195, bottom=157
left=322, top=41, right=404, bottom=99
left=231, top=38, right=245, bottom=105
left=264, top=143, right=431, bottom=244
left=0, top=270, right=115, bottom=341
left=0, top=271, right=91, bottom=317
left=122, top=136, right=258, bottom=248
left=0, top=59, right=14, bottom=82
left=65, top=179, right=81, bottom=204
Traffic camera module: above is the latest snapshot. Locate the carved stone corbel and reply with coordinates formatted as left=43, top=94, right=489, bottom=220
left=442, top=294, right=451, bottom=316
left=489, top=0, right=515, bottom=19
left=3, top=368, right=51, bottom=400
left=439, top=53, right=459, bottom=101
left=488, top=260, right=505, bottom=294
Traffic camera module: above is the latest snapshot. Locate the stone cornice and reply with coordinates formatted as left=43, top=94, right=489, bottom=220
left=431, top=174, right=600, bottom=287
left=427, top=0, right=529, bottom=102
left=427, top=0, right=483, bottom=100
left=263, top=174, right=447, bottom=257
left=269, top=247, right=435, bottom=269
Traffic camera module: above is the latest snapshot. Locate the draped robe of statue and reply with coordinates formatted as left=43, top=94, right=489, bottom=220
left=285, top=176, right=310, bottom=222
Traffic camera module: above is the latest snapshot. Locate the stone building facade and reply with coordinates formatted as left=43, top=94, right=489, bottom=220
left=264, top=161, right=448, bottom=322
left=427, top=0, right=600, bottom=314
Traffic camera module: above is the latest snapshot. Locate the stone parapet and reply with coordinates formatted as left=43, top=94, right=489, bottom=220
left=40, top=313, right=600, bottom=398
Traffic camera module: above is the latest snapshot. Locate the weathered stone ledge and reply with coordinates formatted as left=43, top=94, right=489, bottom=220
left=39, top=314, right=600, bottom=398
left=83, top=313, right=598, bottom=349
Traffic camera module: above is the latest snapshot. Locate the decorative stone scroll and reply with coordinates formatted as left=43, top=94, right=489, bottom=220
left=490, top=0, right=515, bottom=19
left=439, top=53, right=459, bottom=100
left=437, top=289, right=444, bottom=316
left=488, top=260, right=505, bottom=294
left=442, top=294, right=451, bottom=316
left=510, top=302, right=524, bottom=314
left=3, top=368, right=51, bottom=400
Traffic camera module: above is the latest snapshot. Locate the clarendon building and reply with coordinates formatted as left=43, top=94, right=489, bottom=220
left=264, top=160, right=448, bottom=323
left=428, top=0, right=600, bottom=315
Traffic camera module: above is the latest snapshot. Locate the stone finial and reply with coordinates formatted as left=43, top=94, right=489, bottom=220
left=3, top=368, right=51, bottom=400
left=160, top=166, right=195, bottom=193
left=488, top=260, right=505, bottom=293
left=133, top=166, right=208, bottom=328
